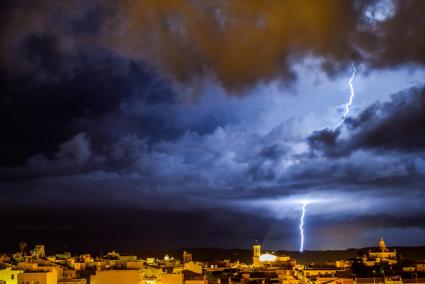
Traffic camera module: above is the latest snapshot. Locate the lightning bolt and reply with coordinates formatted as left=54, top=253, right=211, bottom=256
left=334, top=63, right=357, bottom=131
left=299, top=203, right=307, bottom=253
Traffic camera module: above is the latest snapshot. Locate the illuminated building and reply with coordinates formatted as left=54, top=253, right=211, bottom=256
left=336, top=260, right=352, bottom=269
left=303, top=268, right=338, bottom=277
left=90, top=270, right=140, bottom=284
left=30, top=245, right=46, bottom=259
left=183, top=251, right=192, bottom=263
left=159, top=273, right=183, bottom=284
left=127, top=260, right=145, bottom=270
left=363, top=237, right=398, bottom=266
left=18, top=269, right=57, bottom=284
left=252, top=243, right=261, bottom=267
left=252, top=242, right=294, bottom=268
left=368, top=237, right=397, bottom=259
left=1, top=241, right=422, bottom=284
left=259, top=253, right=277, bottom=262
left=183, top=262, right=202, bottom=275
left=0, top=267, right=22, bottom=284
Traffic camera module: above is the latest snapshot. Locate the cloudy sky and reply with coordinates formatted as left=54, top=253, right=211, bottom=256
left=1, top=0, right=424, bottom=252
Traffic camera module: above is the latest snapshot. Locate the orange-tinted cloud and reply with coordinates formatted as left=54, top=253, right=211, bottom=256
left=1, top=0, right=424, bottom=91
left=105, top=0, right=365, bottom=89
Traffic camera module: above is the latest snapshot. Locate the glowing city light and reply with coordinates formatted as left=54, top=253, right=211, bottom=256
left=259, top=253, right=277, bottom=262
left=334, top=63, right=357, bottom=130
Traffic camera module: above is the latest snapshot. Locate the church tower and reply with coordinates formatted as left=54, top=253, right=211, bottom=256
left=379, top=237, right=389, bottom=252
left=252, top=242, right=261, bottom=267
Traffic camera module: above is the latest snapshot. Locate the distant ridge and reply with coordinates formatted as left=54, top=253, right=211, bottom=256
left=2, top=246, right=424, bottom=265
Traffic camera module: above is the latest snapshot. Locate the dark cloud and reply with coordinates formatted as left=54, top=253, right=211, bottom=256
left=1, top=0, right=425, bottom=90
left=362, top=0, right=425, bottom=68
left=0, top=47, right=181, bottom=166
left=0, top=205, right=300, bottom=251
left=308, top=85, right=425, bottom=156
left=1, top=0, right=425, bottom=250
left=2, top=82, right=425, bottom=248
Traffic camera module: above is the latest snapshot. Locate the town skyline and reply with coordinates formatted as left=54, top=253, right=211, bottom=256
left=1, top=237, right=424, bottom=284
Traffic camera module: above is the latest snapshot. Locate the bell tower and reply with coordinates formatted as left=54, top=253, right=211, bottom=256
left=252, top=241, right=261, bottom=267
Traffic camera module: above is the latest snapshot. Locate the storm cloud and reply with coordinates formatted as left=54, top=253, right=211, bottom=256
left=308, top=85, right=425, bottom=156
left=1, top=0, right=425, bottom=90
left=1, top=0, right=425, bottom=251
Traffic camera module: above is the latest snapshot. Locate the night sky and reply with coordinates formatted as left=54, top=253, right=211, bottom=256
left=1, top=0, right=425, bottom=252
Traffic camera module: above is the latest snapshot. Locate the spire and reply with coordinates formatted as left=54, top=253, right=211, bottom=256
left=378, top=237, right=389, bottom=252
